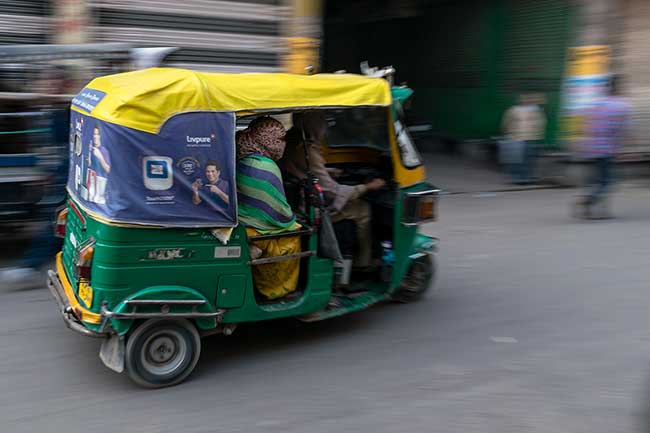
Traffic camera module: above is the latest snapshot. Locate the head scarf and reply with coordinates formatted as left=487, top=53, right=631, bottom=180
left=236, top=116, right=286, bottom=161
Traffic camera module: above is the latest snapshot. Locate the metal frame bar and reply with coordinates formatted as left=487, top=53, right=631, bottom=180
left=0, top=43, right=134, bottom=63
left=101, top=301, right=224, bottom=320
left=249, top=251, right=313, bottom=266
left=47, top=270, right=109, bottom=338
left=248, top=227, right=312, bottom=242
left=123, top=299, right=206, bottom=306
left=48, top=269, right=225, bottom=337
left=405, top=188, right=441, bottom=197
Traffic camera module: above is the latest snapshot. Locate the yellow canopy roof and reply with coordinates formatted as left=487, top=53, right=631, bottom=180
left=75, top=68, right=392, bottom=134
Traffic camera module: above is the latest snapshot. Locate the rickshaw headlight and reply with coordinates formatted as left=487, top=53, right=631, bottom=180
left=402, top=187, right=439, bottom=225
left=419, top=196, right=435, bottom=221
left=75, top=238, right=96, bottom=281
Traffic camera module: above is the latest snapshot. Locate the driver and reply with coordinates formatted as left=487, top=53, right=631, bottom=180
left=281, top=111, right=385, bottom=270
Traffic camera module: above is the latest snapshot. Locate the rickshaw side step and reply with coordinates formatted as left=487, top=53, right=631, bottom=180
left=297, top=292, right=390, bottom=322
left=249, top=251, right=313, bottom=266
left=248, top=227, right=313, bottom=242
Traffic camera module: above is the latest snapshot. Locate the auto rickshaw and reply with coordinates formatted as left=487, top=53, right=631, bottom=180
left=47, top=68, right=439, bottom=388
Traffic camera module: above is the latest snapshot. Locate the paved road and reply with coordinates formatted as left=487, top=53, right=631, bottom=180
left=2, top=187, right=650, bottom=433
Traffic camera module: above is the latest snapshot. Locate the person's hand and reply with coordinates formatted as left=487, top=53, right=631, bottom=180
left=208, top=185, right=220, bottom=194
left=92, top=147, right=102, bottom=159
left=191, top=180, right=201, bottom=192
left=365, top=178, right=386, bottom=191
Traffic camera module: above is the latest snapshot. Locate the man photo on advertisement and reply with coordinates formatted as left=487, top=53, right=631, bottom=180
left=88, top=125, right=111, bottom=204
left=192, top=160, right=230, bottom=208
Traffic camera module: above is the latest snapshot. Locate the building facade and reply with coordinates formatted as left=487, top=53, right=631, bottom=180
left=0, top=0, right=316, bottom=73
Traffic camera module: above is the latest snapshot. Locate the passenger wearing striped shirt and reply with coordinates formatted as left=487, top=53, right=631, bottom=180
left=236, top=117, right=301, bottom=300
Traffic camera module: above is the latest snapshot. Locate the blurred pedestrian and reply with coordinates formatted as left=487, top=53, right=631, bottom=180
left=573, top=76, right=629, bottom=219
left=0, top=67, right=70, bottom=288
left=500, top=93, right=547, bottom=184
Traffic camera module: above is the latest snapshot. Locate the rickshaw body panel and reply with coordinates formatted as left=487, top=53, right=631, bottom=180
left=60, top=200, right=336, bottom=335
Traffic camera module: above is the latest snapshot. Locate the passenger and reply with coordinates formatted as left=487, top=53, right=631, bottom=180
left=236, top=117, right=301, bottom=300
left=281, top=111, right=385, bottom=274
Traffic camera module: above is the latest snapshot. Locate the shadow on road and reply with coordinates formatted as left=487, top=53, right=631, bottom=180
left=193, top=310, right=378, bottom=380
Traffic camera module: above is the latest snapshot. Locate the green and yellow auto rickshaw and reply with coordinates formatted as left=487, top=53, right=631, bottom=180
left=47, top=68, right=439, bottom=387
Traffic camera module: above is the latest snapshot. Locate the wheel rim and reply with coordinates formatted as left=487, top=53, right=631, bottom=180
left=410, top=260, right=432, bottom=289
left=140, top=330, right=188, bottom=376
left=406, top=260, right=431, bottom=291
left=396, top=256, right=433, bottom=300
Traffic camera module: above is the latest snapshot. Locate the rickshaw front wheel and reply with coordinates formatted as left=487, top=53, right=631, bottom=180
left=125, top=318, right=201, bottom=388
left=392, top=254, right=435, bottom=303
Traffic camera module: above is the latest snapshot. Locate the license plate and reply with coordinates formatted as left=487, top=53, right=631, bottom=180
left=78, top=281, right=93, bottom=308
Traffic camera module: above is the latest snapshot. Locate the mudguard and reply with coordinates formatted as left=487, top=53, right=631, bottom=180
left=108, top=286, right=218, bottom=336
left=411, top=233, right=438, bottom=256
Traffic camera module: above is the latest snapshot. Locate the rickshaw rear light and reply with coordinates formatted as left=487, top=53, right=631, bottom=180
left=75, top=239, right=96, bottom=281
left=54, top=207, right=68, bottom=238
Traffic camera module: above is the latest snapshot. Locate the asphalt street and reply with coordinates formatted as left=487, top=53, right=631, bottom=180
left=2, top=186, right=650, bottom=433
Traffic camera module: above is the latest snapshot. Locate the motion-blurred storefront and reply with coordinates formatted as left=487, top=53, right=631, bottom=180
left=323, top=0, right=577, bottom=150
left=1, top=0, right=307, bottom=73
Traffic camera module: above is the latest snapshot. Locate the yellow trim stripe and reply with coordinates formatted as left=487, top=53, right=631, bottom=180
left=55, top=252, right=101, bottom=324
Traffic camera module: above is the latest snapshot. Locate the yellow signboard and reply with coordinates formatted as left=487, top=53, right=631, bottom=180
left=567, top=46, right=610, bottom=77
left=285, top=37, right=320, bottom=74
left=560, top=45, right=611, bottom=148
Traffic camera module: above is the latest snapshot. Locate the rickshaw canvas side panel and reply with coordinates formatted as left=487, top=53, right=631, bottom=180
left=67, top=101, right=237, bottom=228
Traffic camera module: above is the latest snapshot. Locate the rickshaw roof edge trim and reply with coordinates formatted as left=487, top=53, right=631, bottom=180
left=75, top=68, right=393, bottom=134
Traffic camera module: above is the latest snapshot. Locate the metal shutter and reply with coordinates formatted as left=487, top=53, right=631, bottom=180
left=89, top=0, right=288, bottom=72
left=620, top=0, right=650, bottom=152
left=0, top=0, right=50, bottom=45
left=405, top=0, right=494, bottom=141
left=497, top=0, right=575, bottom=148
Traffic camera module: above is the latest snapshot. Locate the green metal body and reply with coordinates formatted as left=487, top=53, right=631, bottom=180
left=62, top=183, right=434, bottom=336
left=60, top=92, right=436, bottom=336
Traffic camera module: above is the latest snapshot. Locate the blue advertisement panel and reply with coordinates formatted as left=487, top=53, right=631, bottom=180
left=67, top=110, right=237, bottom=227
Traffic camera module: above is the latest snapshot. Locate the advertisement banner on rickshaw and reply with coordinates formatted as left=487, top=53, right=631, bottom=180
left=67, top=99, right=237, bottom=227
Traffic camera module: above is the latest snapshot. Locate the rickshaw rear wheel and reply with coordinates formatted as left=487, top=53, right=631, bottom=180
left=392, top=254, right=435, bottom=303
left=125, top=318, right=201, bottom=388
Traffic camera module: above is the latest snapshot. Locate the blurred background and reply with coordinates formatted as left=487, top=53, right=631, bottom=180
left=3, top=1, right=650, bottom=432
left=1, top=1, right=647, bottom=245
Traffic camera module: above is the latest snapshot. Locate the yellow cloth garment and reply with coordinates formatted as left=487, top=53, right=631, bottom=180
left=246, top=227, right=301, bottom=300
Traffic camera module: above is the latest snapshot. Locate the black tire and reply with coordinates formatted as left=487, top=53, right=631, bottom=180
left=392, top=254, right=435, bottom=303
left=125, top=318, right=201, bottom=388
